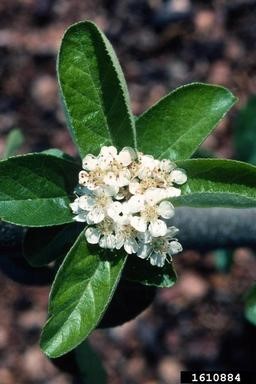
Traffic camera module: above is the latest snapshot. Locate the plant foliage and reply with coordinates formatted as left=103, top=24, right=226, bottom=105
left=1, top=20, right=255, bottom=358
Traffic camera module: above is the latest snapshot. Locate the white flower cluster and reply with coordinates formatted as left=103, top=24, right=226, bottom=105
left=70, top=146, right=187, bottom=267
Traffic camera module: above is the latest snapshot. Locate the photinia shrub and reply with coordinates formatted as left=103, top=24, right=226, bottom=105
left=1, top=20, right=256, bottom=359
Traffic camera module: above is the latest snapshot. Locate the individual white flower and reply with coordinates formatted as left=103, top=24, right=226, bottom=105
left=80, top=186, right=116, bottom=224
left=85, top=218, right=116, bottom=250
left=129, top=189, right=175, bottom=236
left=137, top=226, right=182, bottom=267
left=103, top=147, right=136, bottom=188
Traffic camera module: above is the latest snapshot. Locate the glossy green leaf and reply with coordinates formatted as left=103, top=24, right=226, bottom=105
left=173, top=159, right=256, bottom=208
left=136, top=83, right=237, bottom=160
left=0, top=153, right=80, bottom=226
left=124, top=255, right=177, bottom=288
left=245, top=284, right=256, bottom=326
left=40, top=234, right=126, bottom=358
left=24, top=222, right=84, bottom=266
left=58, top=21, right=136, bottom=157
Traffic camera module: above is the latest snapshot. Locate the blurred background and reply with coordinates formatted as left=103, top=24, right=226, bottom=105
left=1, top=0, right=256, bottom=383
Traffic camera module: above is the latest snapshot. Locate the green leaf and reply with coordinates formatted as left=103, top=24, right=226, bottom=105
left=58, top=21, right=136, bottom=157
left=245, top=284, right=256, bottom=326
left=40, top=234, right=126, bottom=358
left=0, top=153, right=80, bottom=226
left=234, top=96, right=256, bottom=165
left=3, top=129, right=24, bottom=159
left=23, top=222, right=84, bottom=266
left=136, top=83, right=237, bottom=160
left=174, top=159, right=256, bottom=208
left=75, top=340, right=107, bottom=384
left=124, top=255, right=177, bottom=288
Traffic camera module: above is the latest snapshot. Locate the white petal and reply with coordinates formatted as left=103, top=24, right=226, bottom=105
left=166, top=226, right=179, bottom=238
left=117, top=147, right=136, bottom=166
left=99, top=234, right=116, bottom=249
left=129, top=179, right=141, bottom=195
left=127, top=195, right=145, bottom=213
left=73, top=213, right=87, bottom=222
left=165, top=187, right=181, bottom=198
left=115, top=233, right=125, bottom=250
left=122, top=202, right=131, bottom=215
left=82, top=154, right=98, bottom=171
left=106, top=234, right=116, bottom=249
left=107, top=201, right=122, bottom=221
left=70, top=199, right=80, bottom=214
left=144, top=188, right=164, bottom=205
left=137, top=230, right=152, bottom=244
left=136, top=244, right=150, bottom=259
left=169, top=240, right=183, bottom=255
left=160, top=159, right=174, bottom=172
left=100, top=146, right=117, bottom=158
left=148, top=188, right=171, bottom=202
left=149, top=219, right=167, bottom=237
left=170, top=169, right=187, bottom=185
left=117, top=169, right=131, bottom=187
left=124, top=238, right=138, bottom=254
left=86, top=207, right=105, bottom=224
left=104, top=172, right=117, bottom=186
left=130, top=216, right=147, bottom=232
left=85, top=227, right=101, bottom=244
left=117, top=214, right=130, bottom=226
left=79, top=170, right=89, bottom=186
left=140, top=155, right=156, bottom=170
left=103, top=185, right=119, bottom=197
left=150, top=252, right=165, bottom=267
left=78, top=195, right=95, bottom=211
left=115, top=204, right=131, bottom=225
left=154, top=159, right=161, bottom=169
left=157, top=201, right=175, bottom=219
